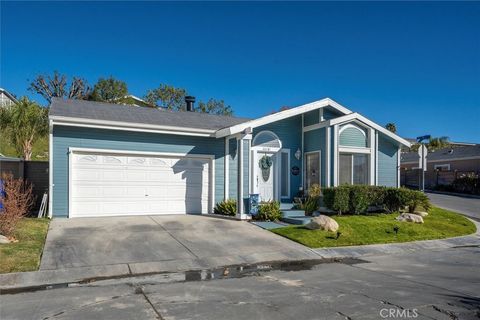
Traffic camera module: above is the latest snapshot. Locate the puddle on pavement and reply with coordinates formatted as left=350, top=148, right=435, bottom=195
left=1, top=257, right=368, bottom=295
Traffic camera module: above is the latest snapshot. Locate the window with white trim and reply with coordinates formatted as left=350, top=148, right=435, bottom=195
left=339, top=153, right=369, bottom=185
left=434, top=164, right=450, bottom=171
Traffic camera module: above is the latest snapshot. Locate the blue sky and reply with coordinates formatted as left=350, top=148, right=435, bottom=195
left=1, top=1, right=479, bottom=142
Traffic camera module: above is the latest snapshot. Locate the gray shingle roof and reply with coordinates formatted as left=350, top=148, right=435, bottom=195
left=49, top=98, right=251, bottom=131
left=401, top=145, right=480, bottom=163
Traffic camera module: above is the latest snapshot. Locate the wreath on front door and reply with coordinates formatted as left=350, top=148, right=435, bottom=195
left=259, top=155, right=273, bottom=182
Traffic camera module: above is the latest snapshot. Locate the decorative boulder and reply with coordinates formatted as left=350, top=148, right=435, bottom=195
left=414, top=211, right=429, bottom=217
left=305, top=215, right=339, bottom=232
left=396, top=213, right=424, bottom=224
left=0, top=235, right=10, bottom=244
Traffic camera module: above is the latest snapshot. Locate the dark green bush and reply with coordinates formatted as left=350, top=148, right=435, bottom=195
left=213, top=199, right=237, bottom=216
left=255, top=201, right=281, bottom=221
left=323, top=186, right=431, bottom=215
left=349, top=185, right=371, bottom=214
left=405, top=189, right=431, bottom=212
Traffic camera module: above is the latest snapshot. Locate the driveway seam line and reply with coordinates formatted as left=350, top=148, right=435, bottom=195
left=148, top=216, right=200, bottom=259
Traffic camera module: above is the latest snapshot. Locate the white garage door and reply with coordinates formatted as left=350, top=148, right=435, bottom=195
left=70, top=151, right=211, bottom=217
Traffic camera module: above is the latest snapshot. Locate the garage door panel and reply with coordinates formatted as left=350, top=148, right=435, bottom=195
left=71, top=151, right=211, bottom=217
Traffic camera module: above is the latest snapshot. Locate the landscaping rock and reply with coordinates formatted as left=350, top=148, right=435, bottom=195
left=396, top=213, right=424, bottom=224
left=414, top=211, right=429, bottom=217
left=305, top=215, right=339, bottom=232
left=0, top=235, right=10, bottom=244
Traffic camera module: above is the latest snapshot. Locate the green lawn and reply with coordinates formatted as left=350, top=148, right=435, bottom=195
left=0, top=218, right=50, bottom=273
left=272, top=207, right=476, bottom=248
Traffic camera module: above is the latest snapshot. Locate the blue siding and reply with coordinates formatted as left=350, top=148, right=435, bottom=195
left=253, top=116, right=302, bottom=200
left=323, top=107, right=343, bottom=120
left=52, top=126, right=225, bottom=217
left=304, top=128, right=327, bottom=187
left=303, top=110, right=319, bottom=126
left=228, top=138, right=238, bottom=199
left=378, top=134, right=398, bottom=187
left=339, top=125, right=367, bottom=148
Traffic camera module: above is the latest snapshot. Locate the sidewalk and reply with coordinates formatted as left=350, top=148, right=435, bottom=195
left=2, top=219, right=478, bottom=293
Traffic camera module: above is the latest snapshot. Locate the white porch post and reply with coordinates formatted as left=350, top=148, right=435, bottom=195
left=332, top=124, right=339, bottom=186
left=236, top=132, right=252, bottom=220
left=325, top=126, right=331, bottom=187
left=369, top=128, right=375, bottom=186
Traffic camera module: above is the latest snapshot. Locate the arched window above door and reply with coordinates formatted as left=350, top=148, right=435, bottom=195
left=252, top=131, right=282, bottom=152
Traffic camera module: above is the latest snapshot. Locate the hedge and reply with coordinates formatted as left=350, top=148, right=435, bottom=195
left=323, top=186, right=431, bottom=215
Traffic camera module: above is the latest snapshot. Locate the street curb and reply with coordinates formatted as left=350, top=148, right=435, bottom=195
left=426, top=190, right=480, bottom=199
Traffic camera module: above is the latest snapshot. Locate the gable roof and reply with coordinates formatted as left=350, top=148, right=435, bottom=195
left=49, top=98, right=251, bottom=134
left=401, top=144, right=480, bottom=163
left=216, top=98, right=352, bottom=137
left=215, top=97, right=410, bottom=147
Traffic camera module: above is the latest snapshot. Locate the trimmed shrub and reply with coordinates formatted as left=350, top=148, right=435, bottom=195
left=255, top=201, right=281, bottom=221
left=349, top=185, right=371, bottom=214
left=323, top=186, right=350, bottom=215
left=323, top=185, right=431, bottom=215
left=213, top=199, right=237, bottom=216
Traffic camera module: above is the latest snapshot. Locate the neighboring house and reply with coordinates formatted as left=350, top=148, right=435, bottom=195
left=0, top=88, right=18, bottom=108
left=120, top=94, right=153, bottom=108
left=400, top=145, right=480, bottom=188
left=48, top=97, right=410, bottom=218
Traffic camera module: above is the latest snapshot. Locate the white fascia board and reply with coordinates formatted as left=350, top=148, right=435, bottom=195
left=50, top=116, right=216, bottom=137
left=329, top=113, right=412, bottom=148
left=48, top=119, right=53, bottom=218
left=216, top=97, right=352, bottom=138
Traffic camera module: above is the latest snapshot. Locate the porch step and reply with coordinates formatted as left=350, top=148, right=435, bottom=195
left=280, top=202, right=295, bottom=210
left=281, top=210, right=306, bottom=218
left=280, top=216, right=312, bottom=225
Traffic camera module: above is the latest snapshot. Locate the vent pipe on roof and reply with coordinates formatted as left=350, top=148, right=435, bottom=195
left=185, top=96, right=195, bottom=112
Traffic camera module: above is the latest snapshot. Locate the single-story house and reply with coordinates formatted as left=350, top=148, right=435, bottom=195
left=48, top=97, right=411, bottom=219
left=401, top=144, right=480, bottom=188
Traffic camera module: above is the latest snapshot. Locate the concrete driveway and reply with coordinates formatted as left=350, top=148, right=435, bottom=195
left=40, top=215, right=318, bottom=271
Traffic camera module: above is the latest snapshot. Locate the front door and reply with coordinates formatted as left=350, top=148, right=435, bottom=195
left=305, top=152, right=320, bottom=191
left=257, top=152, right=274, bottom=201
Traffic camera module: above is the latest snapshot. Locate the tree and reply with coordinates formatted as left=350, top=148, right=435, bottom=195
left=0, top=97, right=48, bottom=160
left=144, top=84, right=186, bottom=110
left=385, top=123, right=397, bottom=133
left=90, top=76, right=128, bottom=102
left=410, top=136, right=450, bottom=152
left=197, top=99, right=233, bottom=116
left=427, top=136, right=450, bottom=151
left=29, top=71, right=90, bottom=103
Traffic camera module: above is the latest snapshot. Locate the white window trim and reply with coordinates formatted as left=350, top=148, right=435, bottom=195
left=339, top=123, right=367, bottom=137
left=280, top=149, right=291, bottom=199
left=304, top=150, right=321, bottom=191
left=339, top=152, right=370, bottom=185
left=251, top=130, right=282, bottom=153
left=434, top=164, right=451, bottom=171
left=67, top=147, right=215, bottom=218
left=339, top=147, right=371, bottom=154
